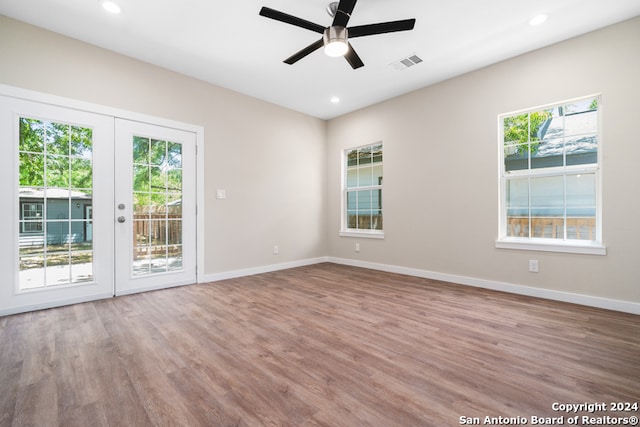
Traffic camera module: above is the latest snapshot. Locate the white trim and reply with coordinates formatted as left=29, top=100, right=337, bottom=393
left=327, top=257, right=639, bottom=315
left=495, top=238, right=606, bottom=255
left=115, top=278, right=196, bottom=296
left=200, top=257, right=329, bottom=282
left=0, top=292, right=114, bottom=317
left=339, top=230, right=384, bottom=239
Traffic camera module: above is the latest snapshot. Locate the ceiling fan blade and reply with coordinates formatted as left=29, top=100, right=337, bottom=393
left=332, top=0, right=357, bottom=27
left=348, top=19, right=416, bottom=38
left=344, top=43, right=364, bottom=69
left=284, top=39, right=324, bottom=65
left=259, top=7, right=325, bottom=34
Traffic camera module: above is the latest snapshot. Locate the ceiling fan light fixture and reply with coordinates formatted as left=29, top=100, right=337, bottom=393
left=323, top=26, right=349, bottom=57
left=100, top=0, right=121, bottom=14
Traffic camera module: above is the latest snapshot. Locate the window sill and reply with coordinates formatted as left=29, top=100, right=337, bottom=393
left=340, top=230, right=384, bottom=239
left=495, top=238, right=606, bottom=255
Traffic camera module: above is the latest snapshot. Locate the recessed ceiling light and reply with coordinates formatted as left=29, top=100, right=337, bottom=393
left=529, top=14, right=548, bottom=26
left=330, top=96, right=340, bottom=104
left=100, top=0, right=121, bottom=14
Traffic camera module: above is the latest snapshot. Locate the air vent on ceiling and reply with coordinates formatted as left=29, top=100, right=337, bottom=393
left=390, top=54, right=423, bottom=71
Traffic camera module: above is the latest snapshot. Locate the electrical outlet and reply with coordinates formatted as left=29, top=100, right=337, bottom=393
left=529, top=259, right=539, bottom=273
left=355, top=243, right=360, bottom=252
left=273, top=245, right=279, bottom=255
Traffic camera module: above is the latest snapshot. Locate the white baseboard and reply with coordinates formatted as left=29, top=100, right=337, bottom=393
left=0, top=292, right=114, bottom=317
left=182, top=255, right=638, bottom=315
left=327, top=257, right=640, bottom=315
left=200, top=257, right=330, bottom=283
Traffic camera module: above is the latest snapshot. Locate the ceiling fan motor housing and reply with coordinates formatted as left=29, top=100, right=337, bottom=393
left=323, top=26, right=349, bottom=57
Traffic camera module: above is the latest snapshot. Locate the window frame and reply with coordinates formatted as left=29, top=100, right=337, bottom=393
left=496, top=95, right=606, bottom=255
left=340, top=142, right=384, bottom=239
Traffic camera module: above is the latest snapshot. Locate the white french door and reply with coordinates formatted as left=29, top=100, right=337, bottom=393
left=0, top=95, right=198, bottom=315
left=0, top=97, right=115, bottom=314
left=114, top=119, right=196, bottom=295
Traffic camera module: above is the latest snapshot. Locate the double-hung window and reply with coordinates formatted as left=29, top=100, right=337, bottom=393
left=21, top=202, right=44, bottom=233
left=497, top=95, right=605, bottom=255
left=341, top=142, right=383, bottom=238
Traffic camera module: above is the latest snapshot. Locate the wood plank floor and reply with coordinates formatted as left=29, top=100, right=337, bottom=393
left=1, top=263, right=639, bottom=426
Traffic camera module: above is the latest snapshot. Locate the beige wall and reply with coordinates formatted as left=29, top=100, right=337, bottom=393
left=0, top=15, right=328, bottom=276
left=327, top=17, right=640, bottom=304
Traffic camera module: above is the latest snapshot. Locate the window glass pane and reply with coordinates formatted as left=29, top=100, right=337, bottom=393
left=565, top=134, right=597, bottom=166
left=373, top=164, right=383, bottom=185
left=46, top=198, right=70, bottom=220
left=133, top=136, right=149, bottom=164
left=46, top=122, right=70, bottom=156
left=506, top=178, right=528, bottom=211
left=566, top=173, right=595, bottom=209
left=70, top=158, right=92, bottom=189
left=133, top=165, right=150, bottom=192
left=46, top=155, right=70, bottom=188
left=167, top=193, right=182, bottom=216
left=133, top=247, right=151, bottom=276
left=372, top=210, right=382, bottom=230
left=357, top=190, right=372, bottom=212
left=346, top=168, right=358, bottom=188
left=70, top=126, right=92, bottom=157
left=565, top=109, right=597, bottom=137
left=167, top=169, right=182, bottom=192
left=531, top=176, right=564, bottom=216
left=346, top=149, right=358, bottom=167
left=504, top=143, right=529, bottom=172
left=347, top=212, right=357, bottom=229
left=71, top=248, right=93, bottom=284
left=167, top=142, right=182, bottom=168
left=358, top=165, right=373, bottom=186
left=134, top=220, right=149, bottom=248
left=346, top=191, right=357, bottom=210
left=358, top=146, right=372, bottom=165
left=168, top=220, right=183, bottom=245
left=532, top=216, right=564, bottom=239
left=372, top=144, right=382, bottom=163
left=19, top=153, right=45, bottom=187
left=151, top=247, right=168, bottom=273
left=503, top=113, right=529, bottom=143
left=168, top=246, right=183, bottom=272
left=150, top=166, right=165, bottom=192
left=532, top=137, right=563, bottom=169
left=19, top=118, right=45, bottom=152
left=150, top=139, right=166, bottom=166
left=19, top=253, right=45, bottom=289
left=563, top=98, right=597, bottom=116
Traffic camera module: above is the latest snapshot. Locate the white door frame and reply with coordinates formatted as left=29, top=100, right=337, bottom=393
left=0, top=85, right=205, bottom=316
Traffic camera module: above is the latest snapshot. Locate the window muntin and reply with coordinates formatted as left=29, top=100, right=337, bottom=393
left=499, top=96, right=601, bottom=247
left=343, top=143, right=383, bottom=234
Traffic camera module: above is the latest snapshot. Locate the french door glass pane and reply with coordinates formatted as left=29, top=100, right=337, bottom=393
left=132, top=135, right=183, bottom=276
left=18, top=118, right=94, bottom=290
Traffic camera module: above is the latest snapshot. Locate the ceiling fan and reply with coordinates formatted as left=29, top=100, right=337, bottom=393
left=259, top=0, right=416, bottom=69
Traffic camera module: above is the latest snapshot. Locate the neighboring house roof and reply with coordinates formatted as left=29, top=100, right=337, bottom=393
left=19, top=188, right=92, bottom=200
left=536, top=109, right=597, bottom=158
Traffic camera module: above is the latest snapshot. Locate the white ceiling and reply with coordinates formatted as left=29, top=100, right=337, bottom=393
left=1, top=0, right=639, bottom=119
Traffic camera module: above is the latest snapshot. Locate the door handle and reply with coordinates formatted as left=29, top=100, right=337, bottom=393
left=117, top=216, right=126, bottom=223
